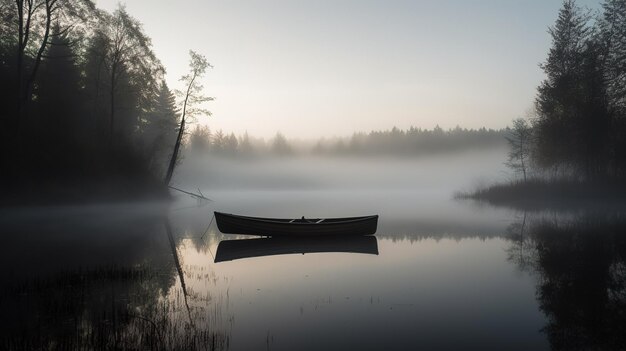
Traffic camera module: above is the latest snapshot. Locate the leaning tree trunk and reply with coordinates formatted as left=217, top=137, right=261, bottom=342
left=164, top=115, right=185, bottom=184
left=164, top=69, right=197, bottom=185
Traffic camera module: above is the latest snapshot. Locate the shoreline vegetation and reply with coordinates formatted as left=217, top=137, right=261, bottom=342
left=456, top=178, right=626, bottom=211
left=461, top=0, right=626, bottom=208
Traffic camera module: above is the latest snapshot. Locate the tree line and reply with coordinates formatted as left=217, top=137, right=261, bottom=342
left=187, top=127, right=292, bottom=157
left=507, top=0, right=626, bottom=181
left=186, top=126, right=507, bottom=158
left=0, top=2, right=199, bottom=194
left=312, top=126, right=506, bottom=156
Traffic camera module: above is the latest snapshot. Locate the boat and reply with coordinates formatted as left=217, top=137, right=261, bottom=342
left=214, top=212, right=378, bottom=237
left=214, top=236, right=379, bottom=262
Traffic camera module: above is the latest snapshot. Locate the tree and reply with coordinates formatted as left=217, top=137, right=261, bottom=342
left=12, top=0, right=95, bottom=134
left=533, top=0, right=611, bottom=179
left=14, top=0, right=56, bottom=130
left=601, top=0, right=626, bottom=114
left=88, top=6, right=163, bottom=147
left=224, top=133, right=239, bottom=155
left=164, top=50, right=212, bottom=185
left=600, top=0, right=626, bottom=176
left=211, top=129, right=225, bottom=153
left=144, top=82, right=179, bottom=172
left=271, top=132, right=292, bottom=156
left=534, top=0, right=590, bottom=172
left=32, top=24, right=86, bottom=172
left=2, top=1, right=96, bottom=178
left=239, top=131, right=253, bottom=155
left=1, top=4, right=19, bottom=170
left=505, top=118, right=533, bottom=181
left=189, top=125, right=211, bottom=152
left=576, top=36, right=612, bottom=178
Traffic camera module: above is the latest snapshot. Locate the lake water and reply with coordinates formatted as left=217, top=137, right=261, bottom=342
left=1, top=149, right=624, bottom=350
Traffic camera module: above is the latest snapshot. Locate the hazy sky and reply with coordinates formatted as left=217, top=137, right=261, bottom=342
left=96, top=0, right=601, bottom=139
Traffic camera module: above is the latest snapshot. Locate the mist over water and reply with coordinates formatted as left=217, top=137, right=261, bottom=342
left=181, top=148, right=508, bottom=191
left=2, top=148, right=625, bottom=350
left=176, top=148, right=512, bottom=236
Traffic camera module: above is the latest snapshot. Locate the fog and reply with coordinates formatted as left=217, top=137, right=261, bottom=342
left=179, top=149, right=507, bottom=191
left=173, top=147, right=514, bottom=237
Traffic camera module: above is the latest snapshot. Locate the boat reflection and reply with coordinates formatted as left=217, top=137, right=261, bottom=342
left=214, top=235, right=379, bottom=262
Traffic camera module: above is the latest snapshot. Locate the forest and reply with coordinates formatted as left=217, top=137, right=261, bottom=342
left=463, top=0, right=626, bottom=205
left=506, top=0, right=626, bottom=181
left=0, top=1, right=183, bottom=203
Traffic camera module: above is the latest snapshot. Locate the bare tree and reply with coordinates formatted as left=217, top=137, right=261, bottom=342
left=506, top=118, right=533, bottom=182
left=164, top=50, right=213, bottom=185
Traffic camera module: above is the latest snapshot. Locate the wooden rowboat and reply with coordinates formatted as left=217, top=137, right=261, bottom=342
left=214, top=236, right=379, bottom=262
left=214, top=212, right=378, bottom=237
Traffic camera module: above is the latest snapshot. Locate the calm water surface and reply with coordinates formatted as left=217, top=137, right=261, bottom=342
left=1, top=151, right=624, bottom=350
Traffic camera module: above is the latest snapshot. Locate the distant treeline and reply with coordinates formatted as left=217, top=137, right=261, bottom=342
left=505, top=0, right=626, bottom=181
left=0, top=2, right=179, bottom=194
left=311, top=126, right=506, bottom=156
left=186, top=126, right=507, bottom=157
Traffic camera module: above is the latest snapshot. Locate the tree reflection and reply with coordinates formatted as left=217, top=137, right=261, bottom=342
left=507, top=213, right=626, bottom=350
left=505, top=211, right=536, bottom=272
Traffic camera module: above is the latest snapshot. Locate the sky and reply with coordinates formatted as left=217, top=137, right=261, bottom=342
left=96, top=0, right=602, bottom=139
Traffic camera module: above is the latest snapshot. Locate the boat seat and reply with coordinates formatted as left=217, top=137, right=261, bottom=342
left=289, top=217, right=323, bottom=224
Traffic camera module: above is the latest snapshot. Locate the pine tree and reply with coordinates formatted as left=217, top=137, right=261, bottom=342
left=189, top=125, right=211, bottom=152
left=32, top=24, right=86, bottom=174
left=272, top=132, right=292, bottom=156
left=533, top=0, right=610, bottom=178
left=212, top=130, right=225, bottom=154
left=146, top=82, right=179, bottom=173
left=600, top=0, right=626, bottom=176
left=601, top=0, right=626, bottom=113
left=153, top=82, right=180, bottom=139
left=239, top=131, right=254, bottom=155
left=225, top=133, right=239, bottom=155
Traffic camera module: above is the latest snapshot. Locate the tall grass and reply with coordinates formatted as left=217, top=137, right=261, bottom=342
left=0, top=265, right=229, bottom=351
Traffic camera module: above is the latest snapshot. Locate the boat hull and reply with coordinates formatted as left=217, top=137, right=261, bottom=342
left=214, top=212, right=378, bottom=236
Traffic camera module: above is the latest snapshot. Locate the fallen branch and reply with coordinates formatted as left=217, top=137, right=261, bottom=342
left=168, top=186, right=212, bottom=201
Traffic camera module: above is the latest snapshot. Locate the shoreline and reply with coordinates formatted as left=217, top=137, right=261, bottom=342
left=456, top=178, right=626, bottom=211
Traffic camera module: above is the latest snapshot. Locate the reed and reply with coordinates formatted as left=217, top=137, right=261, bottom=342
left=0, top=265, right=230, bottom=351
